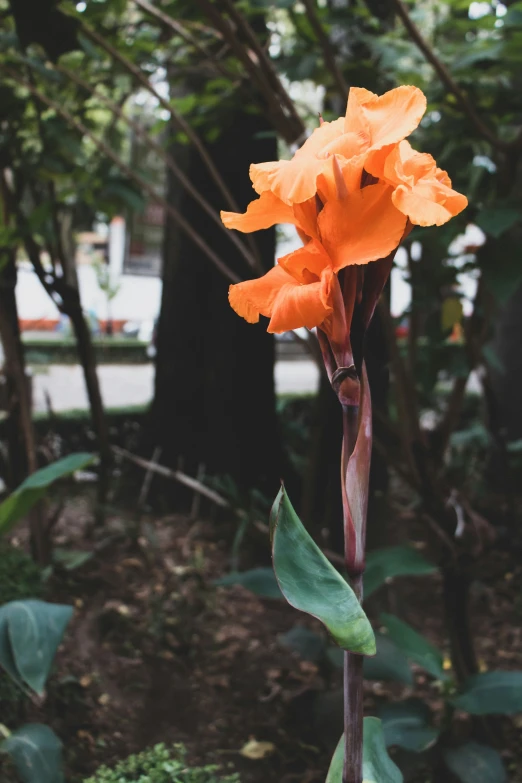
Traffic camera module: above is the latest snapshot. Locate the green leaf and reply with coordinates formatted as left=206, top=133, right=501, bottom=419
left=328, top=632, right=413, bottom=684
left=363, top=718, right=403, bottom=782
left=278, top=626, right=326, bottom=662
left=453, top=671, right=522, bottom=714
left=364, top=547, right=436, bottom=598
left=271, top=487, right=375, bottom=655
left=380, top=614, right=447, bottom=680
left=0, top=453, right=94, bottom=536
left=363, top=633, right=413, bottom=685
left=326, top=719, right=403, bottom=783
left=0, top=600, right=73, bottom=695
left=1, top=724, right=64, bottom=783
left=475, top=207, right=522, bottom=238
left=379, top=699, right=439, bottom=752
left=52, top=548, right=93, bottom=571
left=214, top=568, right=282, bottom=599
left=443, top=742, right=507, bottom=783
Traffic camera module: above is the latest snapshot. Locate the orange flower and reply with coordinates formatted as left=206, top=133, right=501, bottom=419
left=365, top=140, right=468, bottom=226
left=222, top=85, right=468, bottom=337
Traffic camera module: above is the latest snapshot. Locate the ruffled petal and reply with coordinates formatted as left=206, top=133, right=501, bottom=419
left=393, top=181, right=468, bottom=227
left=278, top=238, right=332, bottom=283
left=221, top=190, right=295, bottom=233
left=250, top=119, right=346, bottom=205
left=318, top=183, right=407, bottom=270
left=268, top=266, right=334, bottom=333
left=228, top=265, right=294, bottom=324
left=347, top=86, right=426, bottom=150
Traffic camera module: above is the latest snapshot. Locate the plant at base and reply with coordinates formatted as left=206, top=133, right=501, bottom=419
left=84, top=743, right=240, bottom=783
left=223, top=85, right=467, bottom=783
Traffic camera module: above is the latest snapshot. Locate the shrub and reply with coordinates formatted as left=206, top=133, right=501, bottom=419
left=84, top=743, right=240, bottom=783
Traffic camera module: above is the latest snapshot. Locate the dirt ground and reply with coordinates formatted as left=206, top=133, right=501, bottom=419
left=3, top=488, right=522, bottom=783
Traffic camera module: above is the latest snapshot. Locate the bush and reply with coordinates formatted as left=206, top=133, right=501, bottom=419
left=84, top=743, right=240, bottom=783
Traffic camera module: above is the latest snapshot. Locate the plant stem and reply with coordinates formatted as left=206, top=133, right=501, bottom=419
left=342, top=404, right=365, bottom=783
left=344, top=573, right=364, bottom=783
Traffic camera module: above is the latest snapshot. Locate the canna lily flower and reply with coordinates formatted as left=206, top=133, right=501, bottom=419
left=222, top=85, right=467, bottom=338
left=365, top=140, right=469, bottom=227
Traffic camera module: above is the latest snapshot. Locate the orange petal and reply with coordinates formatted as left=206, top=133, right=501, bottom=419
left=221, top=191, right=295, bottom=233
left=393, top=182, right=468, bottom=227
left=318, top=183, right=407, bottom=270
left=278, top=238, right=332, bottom=283
left=347, top=86, right=426, bottom=150
left=250, top=119, right=345, bottom=205
left=229, top=265, right=294, bottom=324
left=268, top=266, right=334, bottom=333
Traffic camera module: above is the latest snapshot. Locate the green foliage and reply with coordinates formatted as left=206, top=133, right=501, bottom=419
left=327, top=719, right=403, bottom=783
left=364, top=547, right=436, bottom=598
left=0, top=724, right=64, bottom=783
left=270, top=487, right=375, bottom=655
left=215, top=567, right=281, bottom=599
left=380, top=613, right=447, bottom=681
left=452, top=671, right=522, bottom=715
left=0, top=600, right=73, bottom=695
left=379, top=699, right=438, bottom=753
left=443, top=742, right=507, bottom=783
left=0, top=454, right=94, bottom=537
left=83, top=744, right=239, bottom=783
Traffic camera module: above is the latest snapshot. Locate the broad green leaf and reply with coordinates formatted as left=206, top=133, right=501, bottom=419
left=364, top=547, right=436, bottom=598
left=380, top=614, right=447, bottom=680
left=1, top=724, right=64, bottom=783
left=214, top=568, right=282, bottom=599
left=379, top=699, right=438, bottom=752
left=363, top=718, right=403, bottom=783
left=443, top=742, right=507, bottom=783
left=52, top=548, right=93, bottom=571
left=328, top=633, right=412, bottom=685
left=0, top=453, right=94, bottom=536
left=453, top=671, right=522, bottom=714
left=475, top=207, right=522, bottom=238
left=326, top=719, right=403, bottom=783
left=279, top=626, right=326, bottom=662
left=364, top=633, right=413, bottom=685
left=0, top=600, right=73, bottom=695
left=271, top=487, right=375, bottom=655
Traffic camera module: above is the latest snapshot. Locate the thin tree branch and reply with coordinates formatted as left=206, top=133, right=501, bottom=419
left=3, top=67, right=241, bottom=284
left=80, top=21, right=241, bottom=214
left=54, top=61, right=262, bottom=273
left=301, top=0, right=349, bottom=101
left=390, top=0, right=514, bottom=150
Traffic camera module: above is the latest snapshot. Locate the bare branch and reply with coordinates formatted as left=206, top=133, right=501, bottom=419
left=301, top=0, right=349, bottom=101
left=55, top=62, right=263, bottom=273
left=390, top=0, right=513, bottom=150
left=3, top=67, right=241, bottom=283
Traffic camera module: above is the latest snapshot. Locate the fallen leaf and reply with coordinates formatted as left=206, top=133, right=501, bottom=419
left=239, top=739, right=275, bottom=760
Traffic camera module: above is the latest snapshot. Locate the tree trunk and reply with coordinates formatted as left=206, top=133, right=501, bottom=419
left=0, top=254, right=49, bottom=563
left=150, top=110, right=283, bottom=499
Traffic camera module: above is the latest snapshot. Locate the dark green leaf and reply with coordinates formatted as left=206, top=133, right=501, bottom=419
left=0, top=600, right=73, bottom=695
left=364, top=547, right=436, bottom=598
left=443, top=742, right=507, bottom=783
left=380, top=614, right=447, bottom=680
left=52, top=549, right=93, bottom=571
left=380, top=699, right=439, bottom=752
left=214, top=568, right=282, bottom=599
left=364, top=633, right=413, bottom=685
left=326, top=719, right=403, bottom=783
left=278, top=626, right=326, bottom=662
left=453, top=671, right=522, bottom=715
left=0, top=453, right=94, bottom=536
left=1, top=724, right=64, bottom=783
left=475, top=207, right=522, bottom=238
left=271, top=487, right=375, bottom=655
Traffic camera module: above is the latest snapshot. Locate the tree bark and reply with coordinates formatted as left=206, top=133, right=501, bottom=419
left=150, top=110, right=284, bottom=498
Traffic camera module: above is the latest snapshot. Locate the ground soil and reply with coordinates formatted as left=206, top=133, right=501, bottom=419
left=2, top=482, right=522, bottom=783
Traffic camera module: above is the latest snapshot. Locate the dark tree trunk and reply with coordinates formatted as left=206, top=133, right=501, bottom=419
left=150, top=110, right=283, bottom=498
left=0, top=253, right=49, bottom=564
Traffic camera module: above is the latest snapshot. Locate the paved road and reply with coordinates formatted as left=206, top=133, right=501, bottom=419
left=32, top=360, right=320, bottom=413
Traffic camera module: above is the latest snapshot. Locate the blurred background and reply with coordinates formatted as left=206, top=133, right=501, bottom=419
left=0, top=0, right=521, bottom=781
